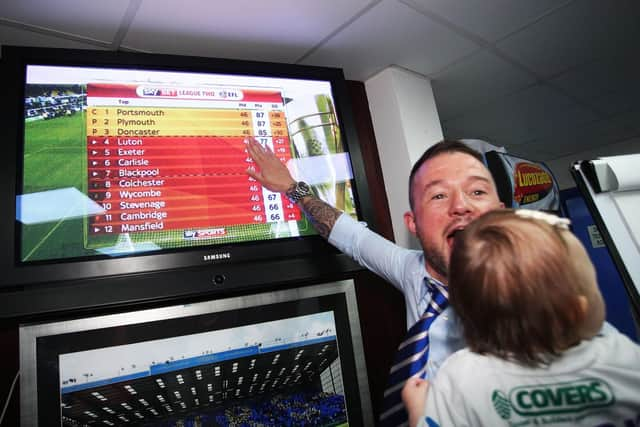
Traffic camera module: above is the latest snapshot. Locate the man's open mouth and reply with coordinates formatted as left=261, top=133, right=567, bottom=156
left=446, top=228, right=464, bottom=247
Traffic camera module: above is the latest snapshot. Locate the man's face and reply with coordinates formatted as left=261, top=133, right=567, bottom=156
left=404, top=152, right=504, bottom=283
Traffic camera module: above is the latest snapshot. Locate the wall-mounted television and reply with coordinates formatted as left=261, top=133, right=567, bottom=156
left=19, top=280, right=373, bottom=426
left=0, top=46, right=374, bottom=318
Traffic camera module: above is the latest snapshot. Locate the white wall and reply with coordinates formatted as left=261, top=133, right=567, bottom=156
left=365, top=66, right=443, bottom=249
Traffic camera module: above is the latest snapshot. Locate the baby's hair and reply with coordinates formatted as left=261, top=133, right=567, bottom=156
left=449, top=209, right=586, bottom=366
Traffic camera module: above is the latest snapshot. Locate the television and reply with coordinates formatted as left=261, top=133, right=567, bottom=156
left=19, top=280, right=373, bottom=426
left=0, top=46, right=374, bottom=318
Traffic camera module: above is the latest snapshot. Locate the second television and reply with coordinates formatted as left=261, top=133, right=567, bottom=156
left=19, top=280, right=374, bottom=426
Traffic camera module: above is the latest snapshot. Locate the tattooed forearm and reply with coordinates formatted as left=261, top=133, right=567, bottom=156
left=300, top=196, right=342, bottom=239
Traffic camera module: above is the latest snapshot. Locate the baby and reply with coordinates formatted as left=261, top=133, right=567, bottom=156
left=402, top=209, right=640, bottom=427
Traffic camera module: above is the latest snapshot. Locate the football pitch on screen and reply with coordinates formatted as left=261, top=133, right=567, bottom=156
left=20, top=113, right=314, bottom=263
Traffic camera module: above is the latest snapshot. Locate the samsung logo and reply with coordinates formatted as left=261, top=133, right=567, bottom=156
left=203, top=252, right=231, bottom=262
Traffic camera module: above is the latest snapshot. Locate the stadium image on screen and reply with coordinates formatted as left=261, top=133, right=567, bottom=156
left=58, top=312, right=349, bottom=426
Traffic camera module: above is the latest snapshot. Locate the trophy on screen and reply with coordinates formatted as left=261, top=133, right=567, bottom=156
left=286, top=94, right=355, bottom=217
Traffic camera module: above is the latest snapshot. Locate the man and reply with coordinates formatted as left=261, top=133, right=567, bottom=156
left=246, top=138, right=504, bottom=423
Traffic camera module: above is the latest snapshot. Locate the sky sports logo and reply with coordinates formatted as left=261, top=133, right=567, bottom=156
left=492, top=378, right=614, bottom=420
left=184, top=228, right=227, bottom=240
left=139, top=86, right=177, bottom=97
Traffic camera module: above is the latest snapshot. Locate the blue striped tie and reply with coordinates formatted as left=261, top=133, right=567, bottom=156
left=379, top=278, right=449, bottom=427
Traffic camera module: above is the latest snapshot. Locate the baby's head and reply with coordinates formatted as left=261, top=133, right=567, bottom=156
left=449, top=209, right=605, bottom=366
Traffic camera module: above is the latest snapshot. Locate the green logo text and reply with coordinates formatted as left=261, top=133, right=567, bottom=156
left=509, top=378, right=614, bottom=416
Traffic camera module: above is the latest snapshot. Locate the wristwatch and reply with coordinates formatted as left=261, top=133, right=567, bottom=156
left=286, top=181, right=313, bottom=203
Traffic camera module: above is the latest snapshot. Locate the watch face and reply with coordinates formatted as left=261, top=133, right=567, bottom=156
left=298, top=182, right=311, bottom=193
left=288, top=181, right=311, bottom=202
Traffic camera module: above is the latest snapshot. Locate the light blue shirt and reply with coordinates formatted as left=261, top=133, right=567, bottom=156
left=329, top=214, right=465, bottom=378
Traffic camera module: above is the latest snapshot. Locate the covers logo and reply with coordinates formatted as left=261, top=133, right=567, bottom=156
left=513, top=162, right=553, bottom=205
left=506, top=378, right=614, bottom=417
left=492, top=390, right=511, bottom=419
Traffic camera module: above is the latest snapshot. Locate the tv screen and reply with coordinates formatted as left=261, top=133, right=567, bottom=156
left=20, top=65, right=358, bottom=262
left=19, top=280, right=373, bottom=426
left=0, top=46, right=373, bottom=317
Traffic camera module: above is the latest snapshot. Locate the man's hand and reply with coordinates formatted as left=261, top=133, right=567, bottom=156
left=402, top=377, right=430, bottom=427
left=246, top=137, right=341, bottom=238
left=245, top=138, right=295, bottom=193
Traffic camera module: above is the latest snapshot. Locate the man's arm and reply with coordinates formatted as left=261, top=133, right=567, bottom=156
left=245, top=138, right=342, bottom=239
left=246, top=137, right=413, bottom=291
left=298, top=197, right=342, bottom=239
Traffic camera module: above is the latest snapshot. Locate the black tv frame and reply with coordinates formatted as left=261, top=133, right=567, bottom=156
left=0, top=46, right=375, bottom=319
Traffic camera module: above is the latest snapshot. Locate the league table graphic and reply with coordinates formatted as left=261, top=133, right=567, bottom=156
left=85, top=83, right=300, bottom=248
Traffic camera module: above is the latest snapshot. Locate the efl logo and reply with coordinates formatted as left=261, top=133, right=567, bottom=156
left=216, top=89, right=243, bottom=100
left=509, top=378, right=614, bottom=416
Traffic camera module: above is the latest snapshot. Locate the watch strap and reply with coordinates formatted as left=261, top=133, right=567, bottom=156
left=286, top=181, right=312, bottom=203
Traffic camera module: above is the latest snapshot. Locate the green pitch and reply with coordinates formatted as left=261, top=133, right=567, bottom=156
left=21, top=112, right=92, bottom=262
left=23, top=112, right=87, bottom=194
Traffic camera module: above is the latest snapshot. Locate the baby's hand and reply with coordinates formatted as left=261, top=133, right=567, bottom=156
left=402, top=377, right=430, bottom=427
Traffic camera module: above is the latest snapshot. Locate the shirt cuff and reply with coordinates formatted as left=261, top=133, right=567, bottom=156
left=328, top=213, right=367, bottom=249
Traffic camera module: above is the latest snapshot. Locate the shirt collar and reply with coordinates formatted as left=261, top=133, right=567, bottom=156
left=420, top=253, right=448, bottom=290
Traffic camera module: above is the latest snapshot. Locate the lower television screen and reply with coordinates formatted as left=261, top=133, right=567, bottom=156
left=19, top=280, right=372, bottom=426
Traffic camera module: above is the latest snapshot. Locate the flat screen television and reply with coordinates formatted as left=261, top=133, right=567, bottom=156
left=0, top=46, right=374, bottom=318
left=19, top=280, right=373, bottom=426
